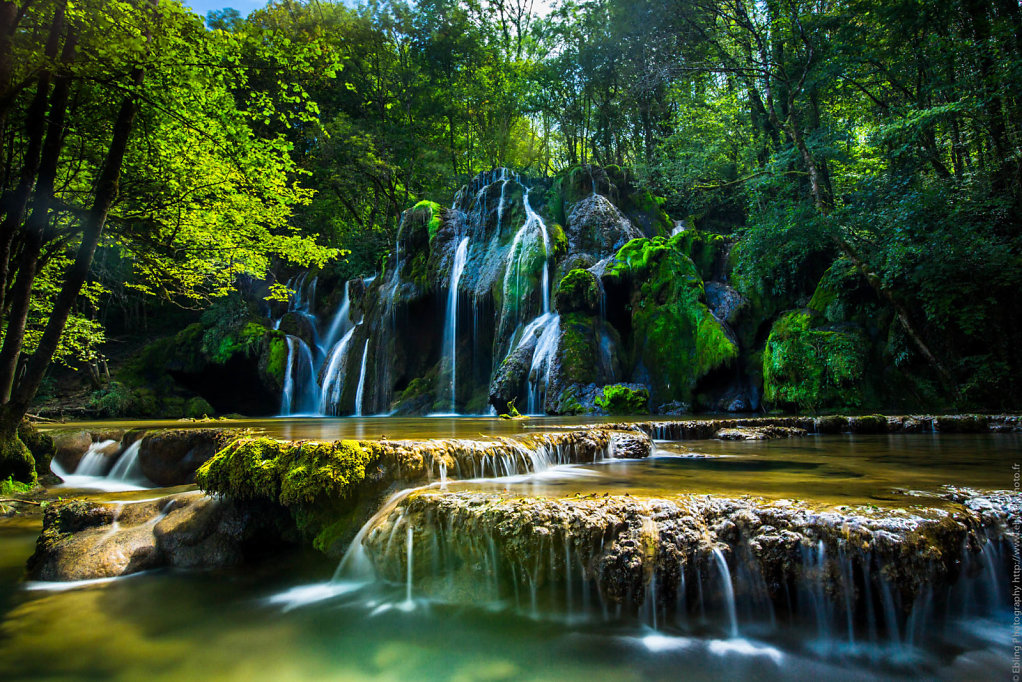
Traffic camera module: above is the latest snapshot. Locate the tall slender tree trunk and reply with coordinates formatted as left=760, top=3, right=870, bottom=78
left=0, top=62, right=144, bottom=482
left=0, top=1, right=65, bottom=313
left=0, top=29, right=76, bottom=403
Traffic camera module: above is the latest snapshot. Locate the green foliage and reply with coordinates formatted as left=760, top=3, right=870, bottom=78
left=596, top=384, right=650, bottom=415
left=0, top=475, right=32, bottom=496
left=88, top=382, right=142, bottom=418
left=763, top=311, right=867, bottom=412
left=200, top=296, right=266, bottom=364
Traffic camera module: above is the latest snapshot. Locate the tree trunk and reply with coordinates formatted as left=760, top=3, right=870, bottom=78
left=0, top=1, right=64, bottom=313
left=0, top=63, right=143, bottom=481
left=0, top=29, right=76, bottom=403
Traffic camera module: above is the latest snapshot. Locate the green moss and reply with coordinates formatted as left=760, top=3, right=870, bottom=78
left=669, top=230, right=727, bottom=281
left=625, top=189, right=672, bottom=236
left=412, top=200, right=443, bottom=241
left=18, top=421, right=54, bottom=478
left=762, top=311, right=867, bottom=412
left=261, top=332, right=289, bottom=389
left=608, top=237, right=738, bottom=404
left=555, top=387, right=585, bottom=415
left=0, top=434, right=35, bottom=485
left=808, top=262, right=859, bottom=321
left=196, top=437, right=388, bottom=548
left=0, top=475, right=32, bottom=496
left=555, top=269, right=599, bottom=314
left=550, top=223, right=568, bottom=259
left=558, top=313, right=599, bottom=385
left=595, top=384, right=649, bottom=414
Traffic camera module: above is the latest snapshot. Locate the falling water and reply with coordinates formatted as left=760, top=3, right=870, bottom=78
left=319, top=326, right=356, bottom=415
left=527, top=313, right=560, bottom=414
left=107, top=441, right=143, bottom=482
left=712, top=548, right=739, bottom=638
left=322, top=281, right=352, bottom=351
left=443, top=237, right=470, bottom=413
left=354, top=339, right=370, bottom=417
left=74, top=440, right=118, bottom=476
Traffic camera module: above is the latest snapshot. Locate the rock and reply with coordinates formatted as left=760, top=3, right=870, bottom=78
left=715, top=426, right=807, bottom=440
left=814, top=415, right=848, bottom=434
left=26, top=491, right=290, bottom=581
left=564, top=194, right=643, bottom=260
left=704, top=282, right=747, bottom=323
left=847, top=414, right=889, bottom=434
left=935, top=414, right=988, bottom=433
left=609, top=431, right=653, bottom=459
left=50, top=430, right=93, bottom=471
left=138, top=429, right=229, bottom=487
left=362, top=489, right=1018, bottom=624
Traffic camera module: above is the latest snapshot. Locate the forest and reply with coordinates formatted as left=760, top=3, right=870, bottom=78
left=0, top=0, right=1020, bottom=482
left=0, top=3, right=1020, bottom=679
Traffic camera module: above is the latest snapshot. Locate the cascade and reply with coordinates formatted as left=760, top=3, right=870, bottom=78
left=526, top=313, right=560, bottom=414
left=712, top=547, right=739, bottom=638
left=441, top=236, right=470, bottom=413
left=319, top=326, right=356, bottom=415
left=107, top=441, right=143, bottom=482
left=51, top=440, right=152, bottom=491
left=74, top=440, right=119, bottom=476
left=354, top=339, right=370, bottom=417
left=322, top=280, right=352, bottom=351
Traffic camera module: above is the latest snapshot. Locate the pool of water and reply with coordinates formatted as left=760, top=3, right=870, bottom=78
left=39, top=415, right=635, bottom=441
left=450, top=432, right=1022, bottom=508
left=1, top=421, right=1016, bottom=680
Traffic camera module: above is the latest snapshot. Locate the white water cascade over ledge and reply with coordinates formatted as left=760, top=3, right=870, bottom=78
left=274, top=168, right=565, bottom=417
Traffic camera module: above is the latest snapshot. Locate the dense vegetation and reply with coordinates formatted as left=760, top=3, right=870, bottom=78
left=1, top=0, right=1019, bottom=481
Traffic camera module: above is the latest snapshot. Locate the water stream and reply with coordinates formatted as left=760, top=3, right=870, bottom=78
left=3, top=424, right=1016, bottom=680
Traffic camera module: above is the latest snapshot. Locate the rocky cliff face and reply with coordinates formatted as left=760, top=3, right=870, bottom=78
left=89, top=165, right=961, bottom=418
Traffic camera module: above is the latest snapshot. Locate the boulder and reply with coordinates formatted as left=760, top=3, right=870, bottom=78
left=50, top=430, right=93, bottom=471
left=138, top=429, right=230, bottom=487
left=564, top=194, right=643, bottom=260
left=715, top=426, right=808, bottom=440
left=26, top=491, right=287, bottom=581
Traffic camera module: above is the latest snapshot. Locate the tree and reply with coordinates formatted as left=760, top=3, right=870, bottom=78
left=0, top=0, right=336, bottom=482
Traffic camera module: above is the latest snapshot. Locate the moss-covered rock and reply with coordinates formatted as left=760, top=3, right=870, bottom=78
left=555, top=269, right=600, bottom=316
left=762, top=311, right=867, bottom=412
left=596, top=384, right=650, bottom=415
left=608, top=236, right=738, bottom=405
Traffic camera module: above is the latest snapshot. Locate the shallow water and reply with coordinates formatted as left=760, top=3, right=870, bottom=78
left=450, top=432, right=1022, bottom=508
left=39, top=414, right=627, bottom=441
left=2, top=419, right=1016, bottom=680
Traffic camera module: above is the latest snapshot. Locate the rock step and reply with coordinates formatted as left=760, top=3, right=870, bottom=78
left=598, top=413, right=1022, bottom=440
left=362, top=490, right=1018, bottom=635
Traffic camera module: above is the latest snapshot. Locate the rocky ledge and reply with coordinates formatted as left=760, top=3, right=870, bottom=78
left=194, top=428, right=651, bottom=556
left=26, top=490, right=290, bottom=581
left=598, top=413, right=1022, bottom=440
left=362, top=489, right=1017, bottom=635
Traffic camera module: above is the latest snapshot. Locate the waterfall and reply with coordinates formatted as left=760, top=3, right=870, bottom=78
left=526, top=313, right=560, bottom=414
left=51, top=440, right=151, bottom=491
left=354, top=339, right=370, bottom=417
left=502, top=185, right=552, bottom=323
left=74, top=440, right=118, bottom=476
left=322, top=280, right=352, bottom=351
left=319, top=326, right=356, bottom=415
left=280, top=336, right=319, bottom=415
left=442, top=237, right=470, bottom=414
left=712, top=548, right=739, bottom=638
left=107, top=441, right=143, bottom=482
